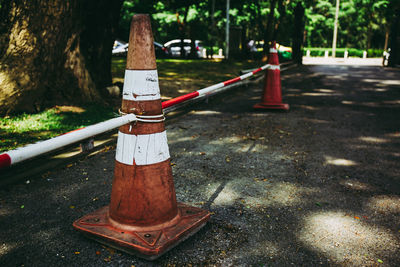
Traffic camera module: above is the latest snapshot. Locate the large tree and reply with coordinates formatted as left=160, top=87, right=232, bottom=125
left=0, top=0, right=123, bottom=115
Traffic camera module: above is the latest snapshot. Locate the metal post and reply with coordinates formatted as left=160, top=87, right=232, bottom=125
left=332, top=0, right=340, bottom=57
left=225, top=0, right=230, bottom=59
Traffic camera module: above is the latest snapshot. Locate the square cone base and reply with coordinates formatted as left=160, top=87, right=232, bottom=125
left=253, top=102, right=289, bottom=111
left=73, top=203, right=210, bottom=260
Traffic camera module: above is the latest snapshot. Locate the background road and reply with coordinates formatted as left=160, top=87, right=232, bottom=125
left=1, top=63, right=399, bottom=266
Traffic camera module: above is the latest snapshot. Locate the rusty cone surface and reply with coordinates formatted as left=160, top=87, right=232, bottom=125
left=73, top=14, right=210, bottom=260
left=253, top=41, right=289, bottom=110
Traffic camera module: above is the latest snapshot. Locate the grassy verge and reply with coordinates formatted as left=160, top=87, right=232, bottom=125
left=1, top=58, right=264, bottom=152
left=0, top=105, right=116, bottom=152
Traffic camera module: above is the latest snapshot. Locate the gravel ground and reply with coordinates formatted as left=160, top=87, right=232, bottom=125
left=1, top=64, right=399, bottom=266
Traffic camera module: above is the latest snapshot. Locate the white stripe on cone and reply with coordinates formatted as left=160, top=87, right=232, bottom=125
left=268, top=65, right=280, bottom=70
left=269, top=48, right=277, bottom=53
left=122, top=70, right=161, bottom=101
left=115, top=131, right=170, bottom=165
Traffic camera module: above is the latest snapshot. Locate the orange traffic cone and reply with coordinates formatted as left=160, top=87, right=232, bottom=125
left=253, top=41, right=289, bottom=110
left=73, top=14, right=210, bottom=260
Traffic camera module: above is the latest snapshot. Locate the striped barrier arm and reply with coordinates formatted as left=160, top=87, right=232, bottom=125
left=162, top=63, right=271, bottom=109
left=0, top=114, right=137, bottom=169
left=0, top=62, right=285, bottom=169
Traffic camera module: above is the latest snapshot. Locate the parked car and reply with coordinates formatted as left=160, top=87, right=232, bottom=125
left=112, top=40, right=169, bottom=58
left=164, top=39, right=204, bottom=58
left=154, top=41, right=169, bottom=58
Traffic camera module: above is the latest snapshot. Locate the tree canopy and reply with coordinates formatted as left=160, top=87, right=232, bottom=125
left=116, top=0, right=396, bottom=51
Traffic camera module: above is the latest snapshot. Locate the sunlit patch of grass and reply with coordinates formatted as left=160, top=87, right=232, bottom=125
left=0, top=105, right=115, bottom=152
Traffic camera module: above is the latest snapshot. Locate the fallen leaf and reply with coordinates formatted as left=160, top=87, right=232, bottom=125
left=170, top=162, right=176, bottom=166
left=315, top=202, right=321, bottom=206
left=199, top=152, right=206, bottom=155
left=66, top=164, right=73, bottom=168
left=225, top=156, right=231, bottom=163
left=70, top=205, right=75, bottom=209
left=354, top=216, right=360, bottom=220
left=96, top=251, right=101, bottom=255
left=20, top=205, right=25, bottom=209
left=105, top=247, right=116, bottom=255
left=104, top=256, right=111, bottom=262
left=377, top=259, right=383, bottom=263
left=74, top=251, right=80, bottom=255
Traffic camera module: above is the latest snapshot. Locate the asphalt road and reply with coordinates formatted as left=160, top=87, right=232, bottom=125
left=1, top=63, right=399, bottom=266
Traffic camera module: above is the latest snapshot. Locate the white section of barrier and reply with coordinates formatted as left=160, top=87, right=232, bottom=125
left=6, top=114, right=137, bottom=165
left=198, top=83, right=225, bottom=97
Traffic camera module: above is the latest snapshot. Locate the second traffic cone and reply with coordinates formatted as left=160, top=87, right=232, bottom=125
left=253, top=41, right=289, bottom=110
left=73, top=14, right=210, bottom=260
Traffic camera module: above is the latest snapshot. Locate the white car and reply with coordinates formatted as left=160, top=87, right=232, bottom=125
left=164, top=39, right=204, bottom=58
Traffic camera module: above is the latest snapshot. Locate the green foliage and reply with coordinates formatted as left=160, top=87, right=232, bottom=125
left=304, top=0, right=391, bottom=49
left=117, top=0, right=393, bottom=52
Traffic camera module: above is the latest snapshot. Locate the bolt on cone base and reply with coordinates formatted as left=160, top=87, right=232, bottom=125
left=253, top=102, right=289, bottom=111
left=73, top=203, right=210, bottom=260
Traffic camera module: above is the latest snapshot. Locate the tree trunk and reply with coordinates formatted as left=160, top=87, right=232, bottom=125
left=292, top=2, right=305, bottom=65
left=0, top=0, right=122, bottom=115
left=272, top=0, right=285, bottom=41
left=388, top=9, right=400, bottom=67
left=263, top=0, right=278, bottom=58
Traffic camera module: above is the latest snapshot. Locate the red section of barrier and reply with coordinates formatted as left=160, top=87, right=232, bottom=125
left=252, top=67, right=263, bottom=74
left=162, top=91, right=200, bottom=109
left=223, top=77, right=241, bottom=86
left=0, top=153, right=11, bottom=169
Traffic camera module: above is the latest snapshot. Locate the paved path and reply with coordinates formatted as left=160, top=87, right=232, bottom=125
left=1, top=64, right=399, bottom=266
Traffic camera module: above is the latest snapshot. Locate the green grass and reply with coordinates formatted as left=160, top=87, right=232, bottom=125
left=0, top=105, right=116, bottom=152
left=1, top=58, right=264, bottom=152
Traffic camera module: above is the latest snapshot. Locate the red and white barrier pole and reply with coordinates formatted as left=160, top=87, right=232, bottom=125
left=0, top=114, right=137, bottom=169
left=0, top=62, right=285, bottom=170
left=162, top=63, right=272, bottom=109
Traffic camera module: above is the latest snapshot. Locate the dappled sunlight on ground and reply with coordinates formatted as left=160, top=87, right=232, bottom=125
left=365, top=195, right=400, bottom=214
left=208, top=183, right=241, bottom=206
left=299, top=211, right=400, bottom=265
left=263, top=182, right=318, bottom=207
left=358, top=136, right=390, bottom=144
left=0, top=243, right=17, bottom=258
left=339, top=179, right=378, bottom=192
left=324, top=156, right=358, bottom=166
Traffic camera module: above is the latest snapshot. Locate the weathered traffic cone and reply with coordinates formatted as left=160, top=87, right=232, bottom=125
left=73, top=14, right=210, bottom=260
left=253, top=41, right=289, bottom=110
